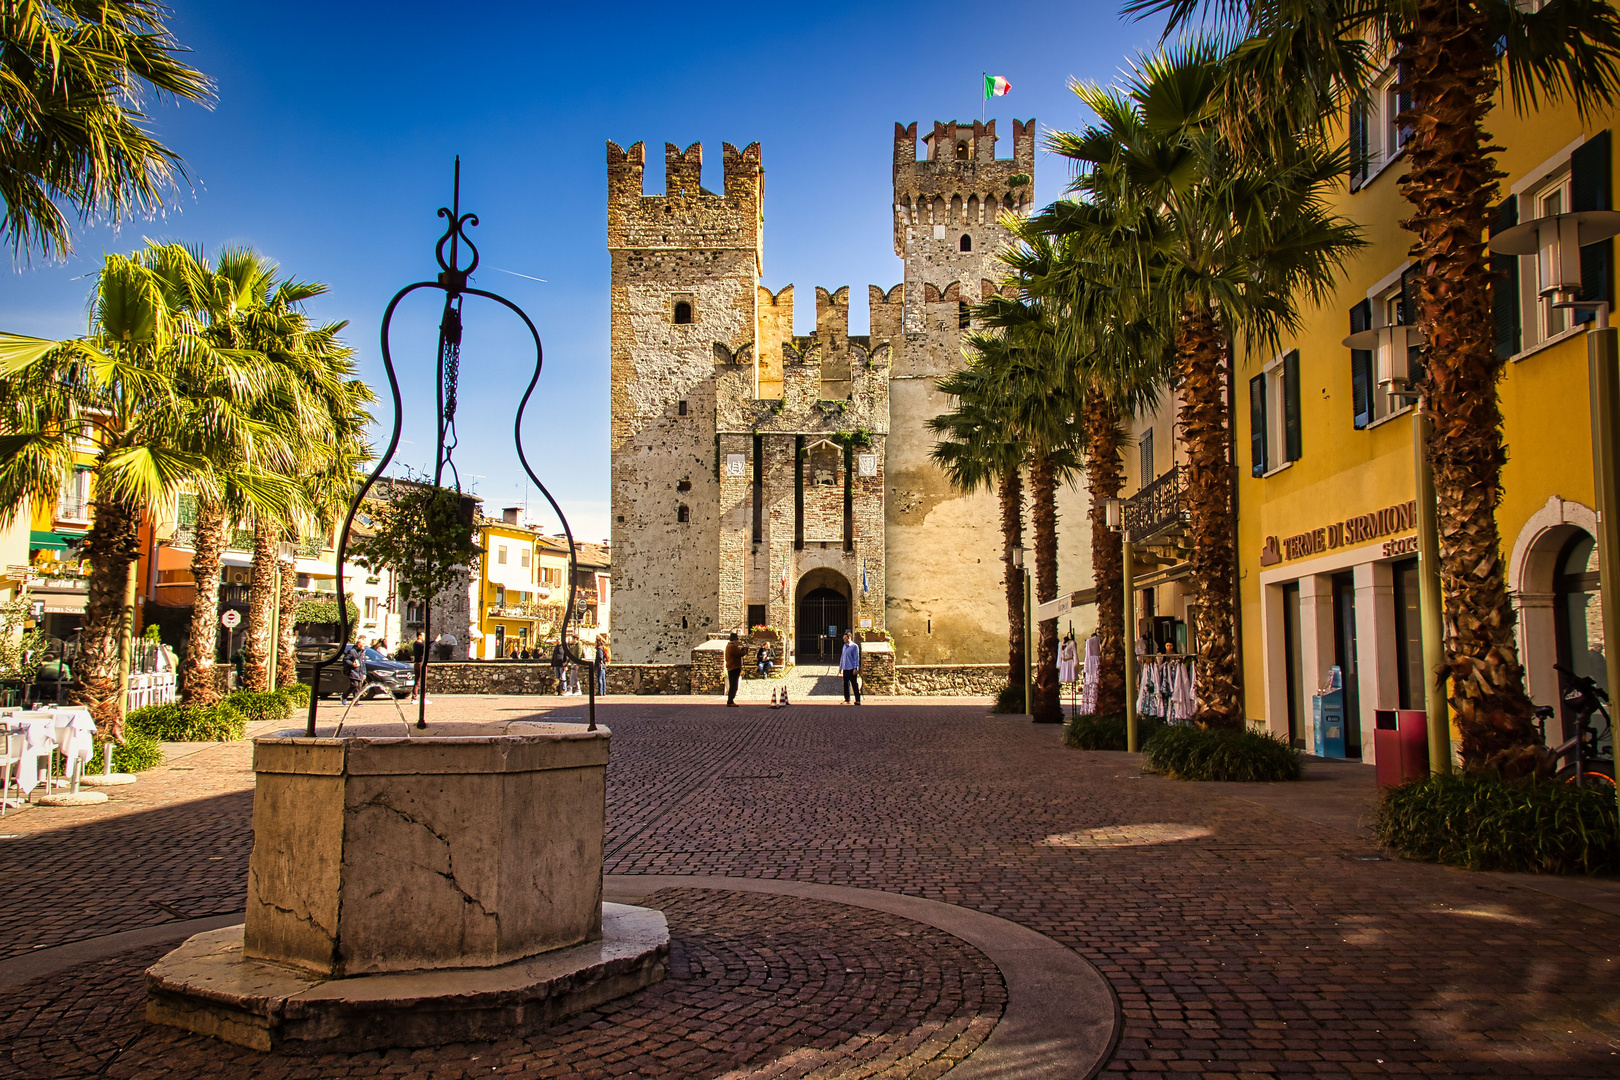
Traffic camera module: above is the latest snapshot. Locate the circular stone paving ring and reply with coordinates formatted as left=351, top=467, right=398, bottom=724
left=604, top=874, right=1122, bottom=1080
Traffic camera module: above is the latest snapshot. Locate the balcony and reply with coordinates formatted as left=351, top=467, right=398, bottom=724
left=486, top=601, right=558, bottom=621
left=56, top=495, right=91, bottom=524
left=1123, top=465, right=1189, bottom=546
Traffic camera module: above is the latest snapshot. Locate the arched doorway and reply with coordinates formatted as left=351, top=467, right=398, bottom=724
left=1553, top=530, right=1605, bottom=739
left=1511, top=498, right=1603, bottom=735
left=795, top=568, right=851, bottom=660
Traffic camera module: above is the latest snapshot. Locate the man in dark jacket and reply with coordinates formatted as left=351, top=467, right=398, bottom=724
left=551, top=640, right=568, bottom=695
left=724, top=632, right=746, bottom=707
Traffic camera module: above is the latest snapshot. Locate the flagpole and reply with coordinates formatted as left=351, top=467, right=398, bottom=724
left=981, top=72, right=985, bottom=122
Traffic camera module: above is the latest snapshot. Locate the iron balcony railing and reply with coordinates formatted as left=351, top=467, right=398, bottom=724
left=1123, top=465, right=1188, bottom=544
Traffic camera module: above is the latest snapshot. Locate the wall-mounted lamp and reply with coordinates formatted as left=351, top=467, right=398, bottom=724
left=1010, top=545, right=1025, bottom=569
left=1104, top=497, right=1122, bottom=531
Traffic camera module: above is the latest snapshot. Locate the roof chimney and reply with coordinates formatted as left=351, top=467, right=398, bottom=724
left=501, top=507, right=520, bottom=524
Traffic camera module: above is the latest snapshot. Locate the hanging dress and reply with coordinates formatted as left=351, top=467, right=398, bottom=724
left=1080, top=635, right=1101, bottom=714
left=1058, top=638, right=1079, bottom=684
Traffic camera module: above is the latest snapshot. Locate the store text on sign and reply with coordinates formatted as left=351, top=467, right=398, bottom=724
left=1263, top=500, right=1418, bottom=563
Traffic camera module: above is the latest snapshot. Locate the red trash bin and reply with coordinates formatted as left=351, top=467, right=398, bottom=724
left=1373, top=709, right=1430, bottom=788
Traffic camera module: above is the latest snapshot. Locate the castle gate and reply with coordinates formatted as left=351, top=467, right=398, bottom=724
left=795, top=568, right=852, bottom=660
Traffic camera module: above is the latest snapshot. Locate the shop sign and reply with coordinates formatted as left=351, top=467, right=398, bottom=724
left=1260, top=500, right=1418, bottom=565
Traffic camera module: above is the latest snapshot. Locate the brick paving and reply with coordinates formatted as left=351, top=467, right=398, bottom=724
left=2, top=889, right=1003, bottom=1080
left=2, top=696, right=1619, bottom=1078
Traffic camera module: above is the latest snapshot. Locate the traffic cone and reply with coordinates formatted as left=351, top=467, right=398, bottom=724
left=780, top=687, right=790, bottom=708
left=770, top=687, right=778, bottom=708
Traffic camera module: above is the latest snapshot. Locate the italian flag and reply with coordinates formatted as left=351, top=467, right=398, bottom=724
left=984, top=75, right=1011, bottom=98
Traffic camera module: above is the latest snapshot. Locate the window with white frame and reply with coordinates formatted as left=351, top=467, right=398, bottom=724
left=1349, top=267, right=1422, bottom=429
left=57, top=467, right=91, bottom=522
left=1139, top=427, right=1154, bottom=486
left=1493, top=131, right=1614, bottom=359
left=1249, top=351, right=1301, bottom=476
left=1349, top=63, right=1412, bottom=191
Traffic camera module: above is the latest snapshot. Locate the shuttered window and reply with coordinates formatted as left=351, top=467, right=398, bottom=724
left=1349, top=99, right=1369, bottom=190
left=1573, top=130, right=1613, bottom=325
left=1350, top=299, right=1374, bottom=429
left=1490, top=195, right=1521, bottom=358
left=1283, top=350, right=1302, bottom=463
left=1249, top=372, right=1268, bottom=477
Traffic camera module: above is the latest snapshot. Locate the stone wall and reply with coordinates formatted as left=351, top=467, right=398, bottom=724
left=894, top=664, right=1005, bottom=696
left=423, top=662, right=690, bottom=696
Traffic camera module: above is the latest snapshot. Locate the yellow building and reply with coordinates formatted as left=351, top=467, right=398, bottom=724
left=474, top=509, right=613, bottom=659
left=1228, top=77, right=1613, bottom=760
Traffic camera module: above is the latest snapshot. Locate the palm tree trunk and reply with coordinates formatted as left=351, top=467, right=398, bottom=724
left=76, top=492, right=141, bottom=738
left=179, top=499, right=226, bottom=705
left=1400, top=2, right=1539, bottom=771
left=1084, top=394, right=1126, bottom=716
left=1176, top=305, right=1242, bottom=727
left=243, top=521, right=277, bottom=691
left=1000, top=465, right=1026, bottom=692
left=277, top=560, right=297, bottom=689
left=1030, top=453, right=1062, bottom=724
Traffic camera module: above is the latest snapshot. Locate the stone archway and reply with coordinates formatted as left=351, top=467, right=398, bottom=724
left=795, top=568, right=852, bottom=660
left=1510, top=496, right=1599, bottom=710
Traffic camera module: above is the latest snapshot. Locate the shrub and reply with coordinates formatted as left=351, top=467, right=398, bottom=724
left=1141, top=725, right=1303, bottom=782
left=1063, top=712, right=1167, bottom=751
left=126, top=701, right=247, bottom=742
left=224, top=689, right=292, bottom=723
left=279, top=682, right=312, bottom=707
left=992, top=680, right=1024, bottom=714
left=93, top=729, right=165, bottom=772
left=1376, top=772, right=1620, bottom=875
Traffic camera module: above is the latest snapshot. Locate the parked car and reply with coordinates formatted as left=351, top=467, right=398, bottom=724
left=296, top=645, right=415, bottom=700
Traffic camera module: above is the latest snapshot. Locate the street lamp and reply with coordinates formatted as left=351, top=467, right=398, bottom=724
left=1104, top=497, right=1139, bottom=753
left=1011, top=544, right=1031, bottom=718
left=1491, top=208, right=1620, bottom=813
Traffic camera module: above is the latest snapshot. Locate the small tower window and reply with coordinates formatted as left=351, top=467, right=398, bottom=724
left=955, top=142, right=969, bottom=160
left=677, top=504, right=690, bottom=523
left=958, top=301, right=971, bottom=329
left=678, top=400, right=687, bottom=416
left=959, top=234, right=972, bottom=252
left=673, top=301, right=694, bottom=324
left=676, top=479, right=692, bottom=493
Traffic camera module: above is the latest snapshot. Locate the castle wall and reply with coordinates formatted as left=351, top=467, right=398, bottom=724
left=608, top=140, right=763, bottom=663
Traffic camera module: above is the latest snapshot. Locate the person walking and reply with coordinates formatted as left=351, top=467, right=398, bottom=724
left=596, top=637, right=610, bottom=697
left=551, top=639, right=567, bottom=695
left=724, top=631, right=746, bottom=707
left=341, top=635, right=369, bottom=706
left=408, top=631, right=431, bottom=705
left=839, top=632, right=862, bottom=705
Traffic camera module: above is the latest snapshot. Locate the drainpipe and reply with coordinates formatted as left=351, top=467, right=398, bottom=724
left=1413, top=410, right=1450, bottom=774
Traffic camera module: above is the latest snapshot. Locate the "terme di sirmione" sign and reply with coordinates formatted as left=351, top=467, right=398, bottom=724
left=1259, top=500, right=1418, bottom=566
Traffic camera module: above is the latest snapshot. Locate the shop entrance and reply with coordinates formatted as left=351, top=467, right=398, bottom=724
left=1554, top=529, right=1604, bottom=740
left=1331, top=571, right=1362, bottom=757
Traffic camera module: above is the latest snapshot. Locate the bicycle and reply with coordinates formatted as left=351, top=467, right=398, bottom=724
left=1533, top=664, right=1616, bottom=788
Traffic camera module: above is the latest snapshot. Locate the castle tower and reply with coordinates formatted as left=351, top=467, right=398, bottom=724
left=607, top=139, right=763, bottom=663
left=884, top=119, right=1046, bottom=663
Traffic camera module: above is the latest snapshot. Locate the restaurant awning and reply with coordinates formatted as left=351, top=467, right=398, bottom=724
left=29, top=530, right=84, bottom=551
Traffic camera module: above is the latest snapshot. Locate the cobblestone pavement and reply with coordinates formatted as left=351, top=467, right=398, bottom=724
left=3, top=890, right=1003, bottom=1080
left=2, top=696, right=1619, bottom=1078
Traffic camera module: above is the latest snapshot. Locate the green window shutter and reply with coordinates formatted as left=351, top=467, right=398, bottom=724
left=1399, top=263, right=1421, bottom=327
left=1573, top=131, right=1613, bottom=325
left=1283, top=350, right=1302, bottom=462
left=1250, top=372, right=1268, bottom=477
left=1350, top=300, right=1373, bottom=429
left=177, top=492, right=199, bottom=527
left=1349, top=99, right=1369, bottom=191
left=1491, top=195, right=1521, bottom=358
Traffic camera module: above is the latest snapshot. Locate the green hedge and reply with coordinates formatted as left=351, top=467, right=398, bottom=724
left=280, top=682, right=311, bottom=707
left=293, top=597, right=359, bottom=625
left=224, top=689, right=292, bottom=723
left=992, top=681, right=1024, bottom=714
left=1376, top=772, right=1620, bottom=875
left=126, top=701, right=247, bottom=742
left=1141, top=725, right=1303, bottom=782
left=1063, top=712, right=1167, bottom=751
left=94, top=729, right=165, bottom=772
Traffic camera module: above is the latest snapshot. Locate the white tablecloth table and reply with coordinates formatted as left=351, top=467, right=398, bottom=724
left=2, top=707, right=96, bottom=801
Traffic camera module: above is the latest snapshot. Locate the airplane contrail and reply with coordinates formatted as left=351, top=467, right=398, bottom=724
left=495, top=268, right=548, bottom=282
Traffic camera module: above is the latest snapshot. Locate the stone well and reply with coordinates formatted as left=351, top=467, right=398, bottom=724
left=146, top=721, right=668, bottom=1053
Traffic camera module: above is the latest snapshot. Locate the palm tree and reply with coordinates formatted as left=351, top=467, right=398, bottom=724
left=143, top=244, right=303, bottom=705
left=1036, top=46, right=1361, bottom=728
left=930, top=364, right=1028, bottom=697
left=0, top=0, right=213, bottom=260
left=965, top=292, right=1087, bottom=725
left=1137, top=1, right=1620, bottom=765
left=0, top=251, right=273, bottom=735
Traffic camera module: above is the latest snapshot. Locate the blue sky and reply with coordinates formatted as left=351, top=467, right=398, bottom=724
left=1, top=1, right=1169, bottom=543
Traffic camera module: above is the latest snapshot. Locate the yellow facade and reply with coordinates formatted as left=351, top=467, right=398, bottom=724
left=1232, top=85, right=1615, bottom=760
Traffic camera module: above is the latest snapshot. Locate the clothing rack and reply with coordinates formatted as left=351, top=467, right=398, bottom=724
left=1135, top=654, right=1198, bottom=723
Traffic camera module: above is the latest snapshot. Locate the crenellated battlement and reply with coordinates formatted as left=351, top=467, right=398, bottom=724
left=606, top=139, right=764, bottom=266
left=891, top=119, right=1035, bottom=256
